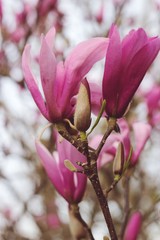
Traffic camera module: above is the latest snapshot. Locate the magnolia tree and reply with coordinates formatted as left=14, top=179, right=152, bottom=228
left=1, top=0, right=160, bottom=240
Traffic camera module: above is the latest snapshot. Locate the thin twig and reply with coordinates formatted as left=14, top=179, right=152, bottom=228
left=69, top=203, right=95, bottom=240
left=95, top=118, right=117, bottom=157
left=119, top=176, right=130, bottom=239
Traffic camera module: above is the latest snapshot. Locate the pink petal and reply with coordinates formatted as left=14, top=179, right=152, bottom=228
left=22, top=45, right=50, bottom=120
left=102, top=25, right=122, bottom=117
left=131, top=122, right=151, bottom=164
left=118, top=37, right=160, bottom=117
left=118, top=119, right=131, bottom=159
left=90, top=134, right=120, bottom=168
left=35, top=140, right=66, bottom=198
left=124, top=212, right=142, bottom=240
left=39, top=37, right=60, bottom=120
left=89, top=82, right=103, bottom=115
left=145, top=85, right=160, bottom=113
left=62, top=37, right=109, bottom=108
left=45, top=27, right=56, bottom=50
left=73, top=173, right=87, bottom=202
left=121, top=28, right=148, bottom=69
left=56, top=135, right=87, bottom=202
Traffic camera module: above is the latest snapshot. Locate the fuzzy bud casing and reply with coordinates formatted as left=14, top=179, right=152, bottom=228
left=74, top=79, right=91, bottom=132
left=113, top=142, right=124, bottom=175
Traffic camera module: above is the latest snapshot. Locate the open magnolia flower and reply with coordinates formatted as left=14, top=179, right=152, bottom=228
left=102, top=25, right=160, bottom=118
left=22, top=27, right=109, bottom=123
left=36, top=132, right=87, bottom=204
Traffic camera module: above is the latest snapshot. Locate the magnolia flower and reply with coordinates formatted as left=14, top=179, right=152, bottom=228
left=117, top=120, right=151, bottom=166
left=91, top=119, right=151, bottom=168
left=144, top=84, right=160, bottom=126
left=102, top=25, right=160, bottom=118
left=22, top=27, right=109, bottom=123
left=36, top=133, right=87, bottom=204
left=124, top=212, right=142, bottom=240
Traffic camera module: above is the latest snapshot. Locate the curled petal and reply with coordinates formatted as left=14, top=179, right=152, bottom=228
left=121, top=28, right=148, bottom=68
left=45, top=27, right=56, bottom=50
left=103, top=25, right=122, bottom=117
left=35, top=140, right=66, bottom=199
left=118, top=37, right=160, bottom=117
left=39, top=37, right=60, bottom=120
left=132, top=122, right=151, bottom=164
left=56, top=135, right=87, bottom=203
left=63, top=37, right=109, bottom=105
left=22, top=45, right=50, bottom=120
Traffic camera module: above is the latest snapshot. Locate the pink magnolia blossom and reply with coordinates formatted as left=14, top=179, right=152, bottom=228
left=144, top=84, right=160, bottom=126
left=117, top=120, right=151, bottom=166
left=91, top=119, right=151, bottom=167
left=124, top=212, right=142, bottom=240
left=102, top=25, right=160, bottom=118
left=36, top=133, right=87, bottom=204
left=22, top=28, right=109, bottom=123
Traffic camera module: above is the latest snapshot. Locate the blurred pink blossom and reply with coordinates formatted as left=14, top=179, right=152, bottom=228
left=36, top=213, right=61, bottom=229
left=90, top=119, right=151, bottom=167
left=0, top=0, right=2, bottom=24
left=37, top=0, right=57, bottom=16
left=124, top=212, right=142, bottom=240
left=118, top=120, right=151, bottom=166
left=112, top=0, right=127, bottom=7
left=95, top=2, right=104, bottom=24
left=11, top=28, right=26, bottom=43
left=90, top=133, right=120, bottom=168
left=144, top=84, right=160, bottom=126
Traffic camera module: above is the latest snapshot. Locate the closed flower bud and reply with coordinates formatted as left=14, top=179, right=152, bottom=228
left=74, top=79, right=91, bottom=132
left=124, top=212, right=142, bottom=240
left=113, top=142, right=124, bottom=175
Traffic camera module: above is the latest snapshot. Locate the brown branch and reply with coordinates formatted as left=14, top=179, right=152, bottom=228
left=86, top=162, right=118, bottom=240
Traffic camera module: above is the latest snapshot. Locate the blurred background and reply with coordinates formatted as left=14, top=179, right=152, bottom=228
left=1, top=0, right=160, bottom=239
